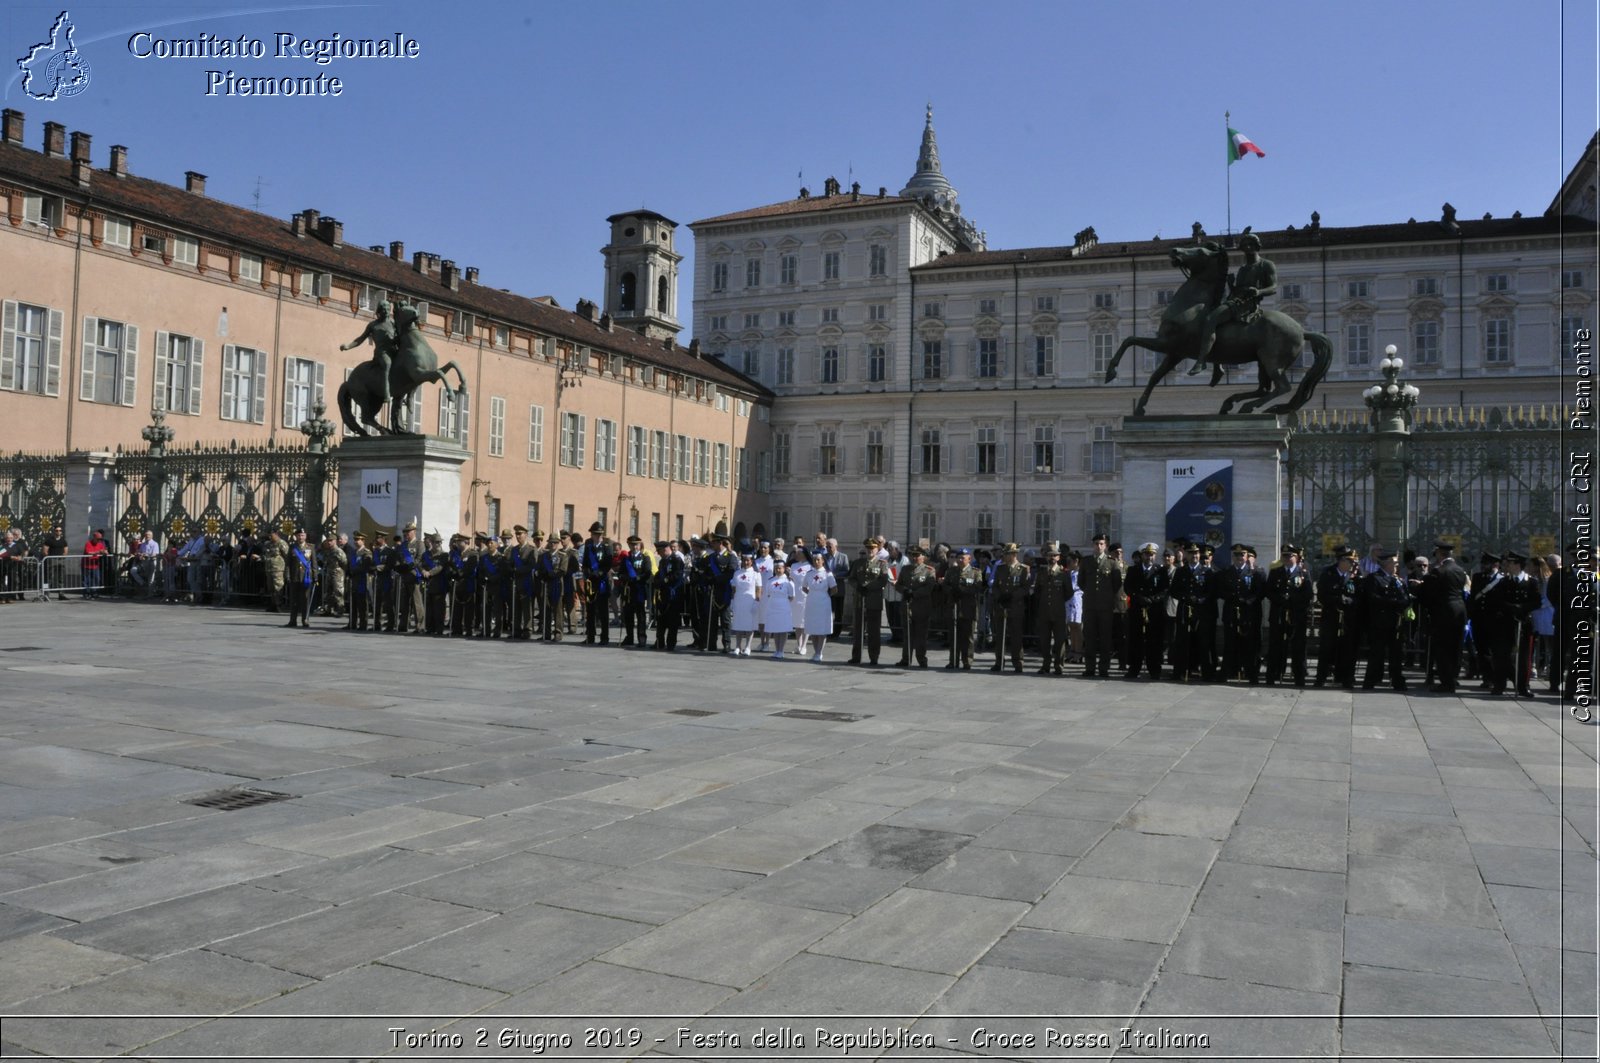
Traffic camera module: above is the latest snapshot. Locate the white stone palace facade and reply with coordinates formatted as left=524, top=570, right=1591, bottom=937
left=691, top=114, right=1595, bottom=549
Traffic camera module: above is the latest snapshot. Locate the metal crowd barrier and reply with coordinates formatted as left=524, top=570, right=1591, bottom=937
left=0, top=556, right=41, bottom=602
left=38, top=554, right=104, bottom=600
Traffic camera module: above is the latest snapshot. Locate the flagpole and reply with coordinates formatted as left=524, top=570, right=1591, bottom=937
left=1225, top=110, right=1232, bottom=244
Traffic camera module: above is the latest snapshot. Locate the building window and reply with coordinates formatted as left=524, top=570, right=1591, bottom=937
left=494, top=325, right=510, bottom=348
left=777, top=347, right=795, bottom=385
left=869, top=303, right=887, bottom=322
left=694, top=438, right=710, bottom=484
left=103, top=215, right=132, bottom=249
left=816, top=508, right=835, bottom=538
left=978, top=298, right=997, bottom=316
left=1155, top=289, right=1175, bottom=306
left=821, top=307, right=840, bottom=324
left=1033, top=511, right=1052, bottom=548
left=745, top=259, right=761, bottom=288
left=1562, top=269, right=1585, bottom=289
left=771, top=509, right=788, bottom=541
left=774, top=430, right=791, bottom=477
left=563, top=505, right=576, bottom=533
left=155, top=331, right=202, bottom=414
left=757, top=450, right=772, bottom=492
left=1033, top=423, right=1055, bottom=473
left=142, top=231, right=166, bottom=255
left=974, top=511, right=996, bottom=546
left=1347, top=280, right=1370, bottom=299
left=674, top=514, right=684, bottom=541
left=238, top=254, right=263, bottom=283
left=1414, top=277, right=1439, bottom=296
left=869, top=244, right=887, bottom=276
left=298, top=271, right=331, bottom=299
left=1035, top=294, right=1056, bottom=312
left=1563, top=314, right=1589, bottom=355
left=1484, top=273, right=1509, bottom=293
left=650, top=512, right=661, bottom=542
left=780, top=254, right=797, bottom=285
left=652, top=429, right=669, bottom=478
left=23, top=193, right=63, bottom=229
left=560, top=411, right=586, bottom=467
left=820, top=346, right=840, bottom=384
left=923, top=301, right=943, bottom=319
left=216, top=345, right=263, bottom=422
left=710, top=314, right=728, bottom=333
left=715, top=442, right=730, bottom=487
left=594, top=418, right=617, bottom=472
left=674, top=434, right=691, bottom=482
left=919, top=510, right=937, bottom=546
left=528, top=404, right=545, bottom=462
left=1033, top=335, right=1055, bottom=376
left=1412, top=320, right=1440, bottom=366
left=1093, top=292, right=1116, bottom=309
left=974, top=423, right=999, bottom=475
left=920, top=427, right=942, bottom=474
left=485, top=396, right=505, bottom=457
left=868, top=344, right=887, bottom=382
left=282, top=356, right=322, bottom=428
left=742, top=312, right=761, bottom=330
left=823, top=251, right=841, bottom=281
left=736, top=398, right=751, bottom=417
left=1280, top=283, right=1301, bottom=301
left=1484, top=317, right=1511, bottom=364
left=171, top=236, right=199, bottom=267
left=81, top=317, right=136, bottom=406
left=526, top=502, right=540, bottom=536
left=777, top=310, right=795, bottom=328
left=818, top=427, right=838, bottom=476
left=1092, top=332, right=1115, bottom=375
left=976, top=337, right=1000, bottom=378
left=864, top=509, right=884, bottom=539
left=1346, top=322, right=1371, bottom=366
left=1090, top=424, right=1115, bottom=475
left=711, top=262, right=728, bottom=291
left=627, top=425, right=646, bottom=476
left=1, top=301, right=61, bottom=396
left=437, top=388, right=468, bottom=442
left=450, top=310, right=475, bottom=338
left=865, top=426, right=885, bottom=475
left=736, top=446, right=750, bottom=489
left=922, top=339, right=943, bottom=380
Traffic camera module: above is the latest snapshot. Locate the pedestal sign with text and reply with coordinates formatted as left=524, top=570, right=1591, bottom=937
left=1166, top=459, right=1233, bottom=550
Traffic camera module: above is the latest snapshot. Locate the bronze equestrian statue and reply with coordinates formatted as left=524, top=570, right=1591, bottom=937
left=1103, top=238, right=1331, bottom=417
left=337, top=300, right=469, bottom=436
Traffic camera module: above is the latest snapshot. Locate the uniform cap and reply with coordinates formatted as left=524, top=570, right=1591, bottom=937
left=588, top=521, right=604, bottom=534
left=1003, top=542, right=1020, bottom=554
left=957, top=547, right=971, bottom=556
left=402, top=522, right=416, bottom=532
left=1282, top=542, right=1299, bottom=554
left=1432, top=540, right=1455, bottom=554
left=1480, top=551, right=1501, bottom=563
left=907, top=544, right=924, bottom=556
left=1504, top=551, right=1527, bottom=565
left=627, top=535, right=642, bottom=544
left=353, top=531, right=366, bottom=540
left=513, top=525, right=528, bottom=534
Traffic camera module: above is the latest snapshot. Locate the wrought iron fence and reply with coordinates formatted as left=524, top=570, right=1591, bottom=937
left=0, top=450, right=67, bottom=541
left=1286, top=404, right=1564, bottom=562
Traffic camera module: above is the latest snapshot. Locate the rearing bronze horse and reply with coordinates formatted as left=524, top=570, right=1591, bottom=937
left=1104, top=243, right=1331, bottom=417
left=337, top=301, right=469, bottom=436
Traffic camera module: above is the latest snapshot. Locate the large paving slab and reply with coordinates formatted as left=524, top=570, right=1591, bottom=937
left=0, top=600, right=1592, bottom=1060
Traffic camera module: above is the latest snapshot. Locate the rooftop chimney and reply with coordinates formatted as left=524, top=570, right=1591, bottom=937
left=576, top=298, right=597, bottom=322
left=368, top=244, right=384, bottom=254
left=318, top=215, right=342, bottom=247
left=687, top=338, right=702, bottom=358
left=599, top=312, right=613, bottom=332
left=301, top=208, right=320, bottom=232
left=389, top=240, right=404, bottom=260
left=184, top=171, right=206, bottom=195
left=43, top=121, right=65, bottom=158
left=823, top=176, right=840, bottom=197
left=464, top=266, right=478, bottom=285
left=413, top=251, right=428, bottom=272
left=69, top=130, right=90, bottom=162
left=851, top=181, right=860, bottom=202
left=1, top=109, right=22, bottom=146
left=109, top=144, right=128, bottom=177
left=72, top=157, right=90, bottom=189
left=291, top=214, right=305, bottom=237
left=440, top=260, right=459, bottom=290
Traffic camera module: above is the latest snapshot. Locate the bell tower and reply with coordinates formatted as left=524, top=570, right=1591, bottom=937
left=602, top=210, right=683, bottom=342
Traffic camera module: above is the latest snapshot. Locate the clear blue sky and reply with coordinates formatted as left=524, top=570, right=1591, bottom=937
left=3, top=1, right=1594, bottom=314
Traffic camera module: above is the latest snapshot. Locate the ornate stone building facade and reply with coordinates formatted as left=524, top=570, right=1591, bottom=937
left=692, top=116, right=1595, bottom=549
left=0, top=109, right=773, bottom=543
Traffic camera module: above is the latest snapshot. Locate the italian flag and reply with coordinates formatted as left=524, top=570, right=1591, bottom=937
left=1228, top=127, right=1265, bottom=163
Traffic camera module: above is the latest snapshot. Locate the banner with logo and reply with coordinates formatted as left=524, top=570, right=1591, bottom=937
left=1166, top=459, right=1233, bottom=551
left=359, top=468, right=397, bottom=542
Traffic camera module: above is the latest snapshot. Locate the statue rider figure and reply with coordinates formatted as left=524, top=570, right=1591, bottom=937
left=340, top=300, right=396, bottom=406
left=1190, top=229, right=1277, bottom=376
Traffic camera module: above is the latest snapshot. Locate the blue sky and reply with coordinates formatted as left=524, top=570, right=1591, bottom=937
left=3, top=1, right=1594, bottom=313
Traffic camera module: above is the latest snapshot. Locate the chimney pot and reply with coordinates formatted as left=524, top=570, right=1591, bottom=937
left=368, top=244, right=384, bottom=254
left=413, top=251, right=427, bottom=272
left=291, top=214, right=305, bottom=237
left=318, top=216, right=342, bottom=248
left=69, top=130, right=90, bottom=162
left=441, top=259, right=459, bottom=290
left=1, top=109, right=23, bottom=146
left=464, top=266, right=478, bottom=285
left=878, top=186, right=886, bottom=197
left=389, top=240, right=404, bottom=260
left=184, top=171, right=206, bottom=195
left=72, top=157, right=90, bottom=189
left=599, top=312, right=613, bottom=331
left=109, top=144, right=128, bottom=177
left=43, top=121, right=66, bottom=158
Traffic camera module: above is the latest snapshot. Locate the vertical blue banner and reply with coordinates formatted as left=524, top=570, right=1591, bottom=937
left=1165, top=459, right=1233, bottom=551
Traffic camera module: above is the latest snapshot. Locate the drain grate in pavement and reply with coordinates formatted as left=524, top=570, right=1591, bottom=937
left=770, top=708, right=871, bottom=723
left=670, top=708, right=718, bottom=717
left=183, top=787, right=297, bottom=811
left=0, top=647, right=44, bottom=652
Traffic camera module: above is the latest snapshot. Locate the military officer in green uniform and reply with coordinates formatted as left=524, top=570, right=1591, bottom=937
left=847, top=538, right=892, bottom=666
left=262, top=527, right=288, bottom=612
left=1032, top=544, right=1072, bottom=675
left=944, top=548, right=985, bottom=670
left=989, top=543, right=1031, bottom=673
left=895, top=544, right=939, bottom=668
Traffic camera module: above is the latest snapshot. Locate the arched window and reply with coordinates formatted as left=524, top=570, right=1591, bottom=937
left=657, top=276, right=669, bottom=313
left=618, top=272, right=636, bottom=312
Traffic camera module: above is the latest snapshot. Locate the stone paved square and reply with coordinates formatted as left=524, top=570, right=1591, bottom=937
left=0, top=602, right=1593, bottom=1059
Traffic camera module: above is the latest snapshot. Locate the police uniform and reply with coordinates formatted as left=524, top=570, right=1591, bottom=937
left=1264, top=545, right=1313, bottom=686
left=847, top=540, right=891, bottom=666
left=895, top=547, right=938, bottom=668
left=1123, top=544, right=1170, bottom=680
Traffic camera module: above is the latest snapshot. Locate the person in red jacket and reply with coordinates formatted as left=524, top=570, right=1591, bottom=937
left=82, top=529, right=108, bottom=599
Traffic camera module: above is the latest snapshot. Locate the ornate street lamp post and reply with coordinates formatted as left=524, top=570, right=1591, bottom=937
left=1362, top=345, right=1421, bottom=550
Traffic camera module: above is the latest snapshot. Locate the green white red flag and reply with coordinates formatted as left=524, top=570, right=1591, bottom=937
left=1228, top=127, right=1265, bottom=164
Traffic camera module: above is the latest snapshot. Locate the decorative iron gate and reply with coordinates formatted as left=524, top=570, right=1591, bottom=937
left=0, top=451, right=67, bottom=541
left=1286, top=405, right=1563, bottom=562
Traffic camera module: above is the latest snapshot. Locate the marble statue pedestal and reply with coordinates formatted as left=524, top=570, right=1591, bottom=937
left=1115, top=414, right=1290, bottom=554
left=335, top=435, right=469, bottom=542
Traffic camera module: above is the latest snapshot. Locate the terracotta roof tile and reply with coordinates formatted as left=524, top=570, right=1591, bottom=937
left=693, top=192, right=912, bottom=226
left=0, top=140, right=770, bottom=399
